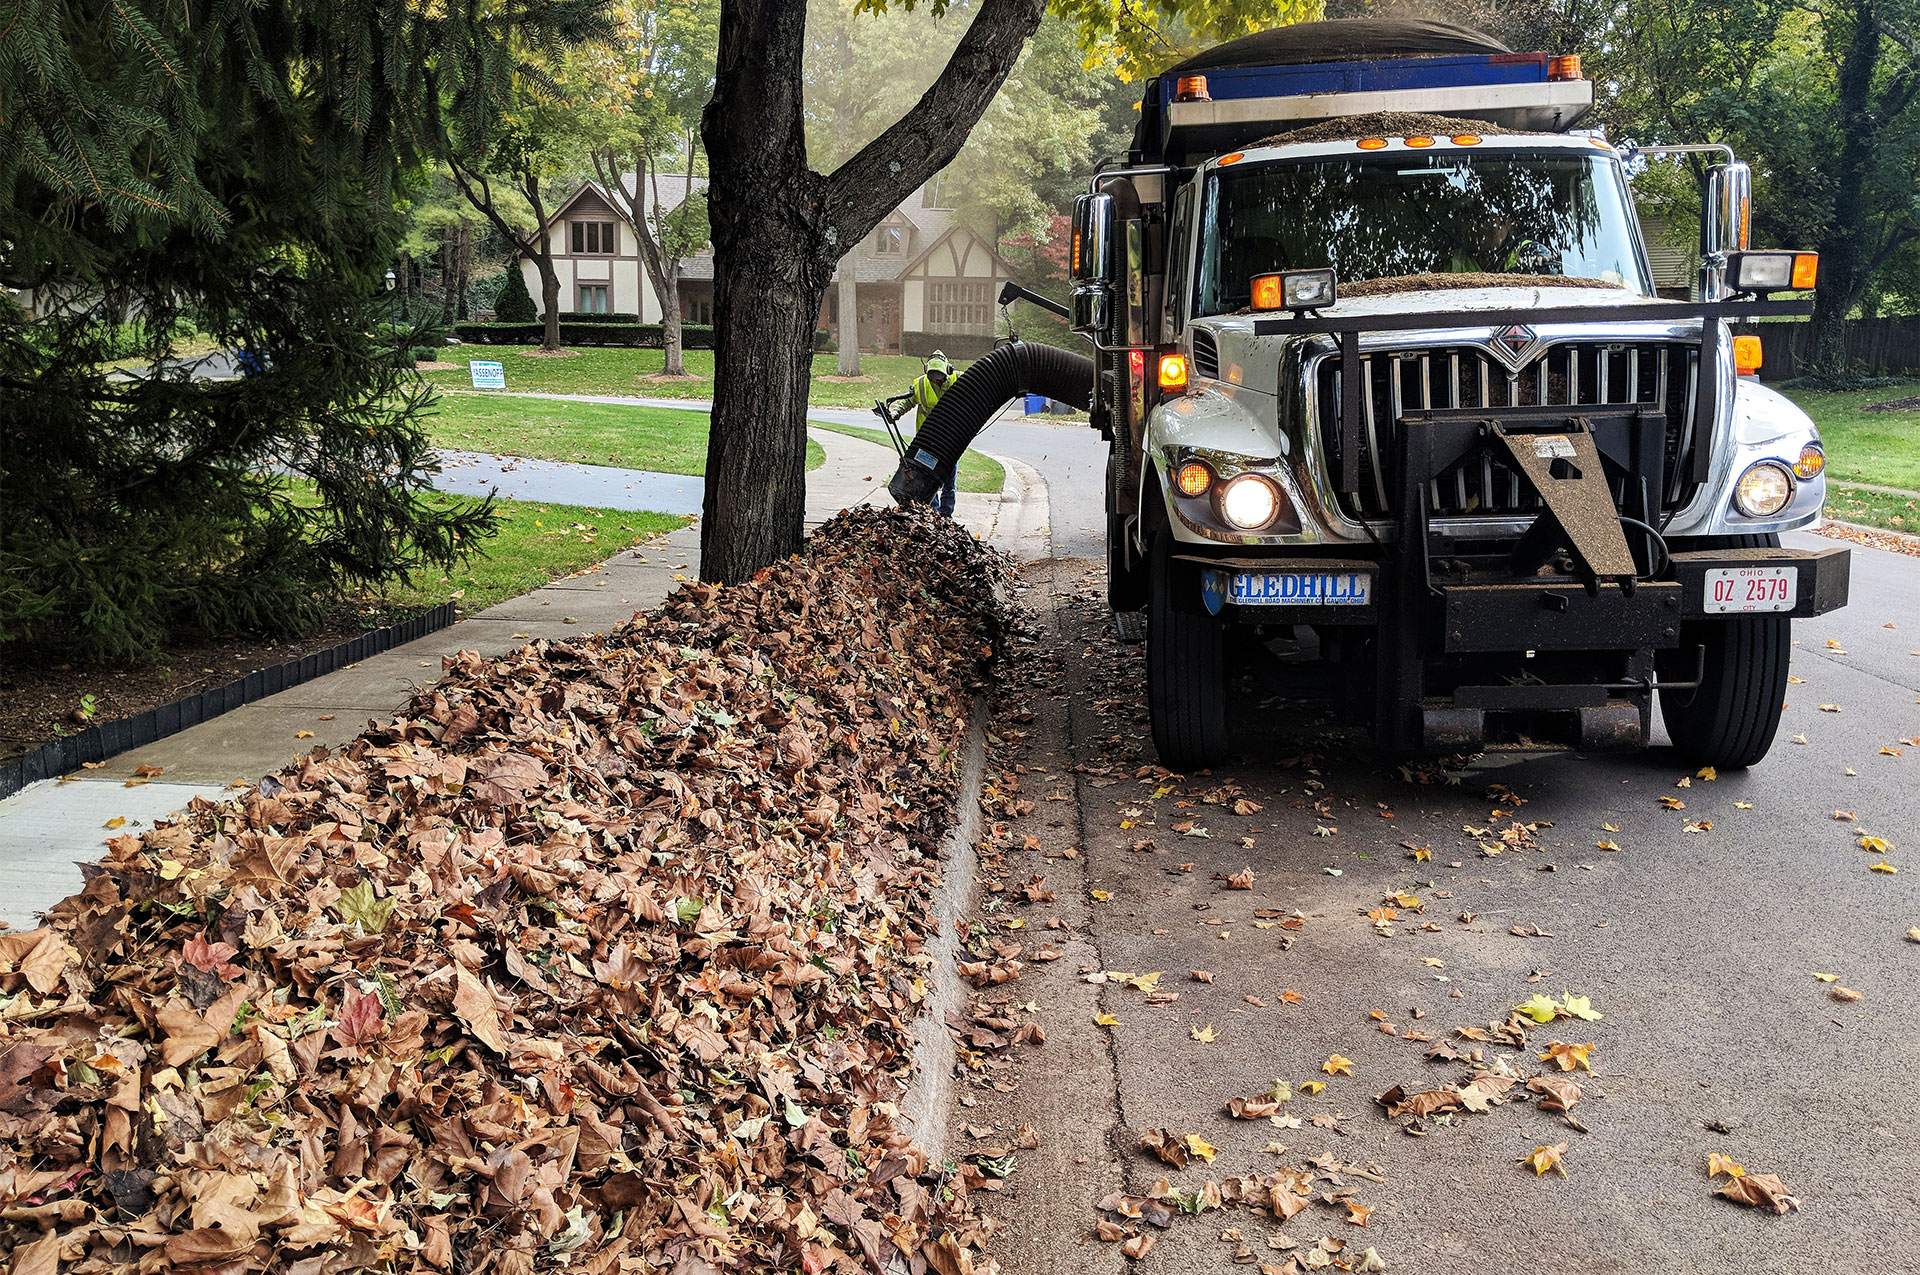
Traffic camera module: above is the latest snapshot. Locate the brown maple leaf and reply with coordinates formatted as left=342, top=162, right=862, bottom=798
left=332, top=988, right=385, bottom=1050
left=179, top=932, right=243, bottom=981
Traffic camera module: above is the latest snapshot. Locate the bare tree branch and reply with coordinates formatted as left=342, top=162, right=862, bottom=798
left=818, top=0, right=1045, bottom=258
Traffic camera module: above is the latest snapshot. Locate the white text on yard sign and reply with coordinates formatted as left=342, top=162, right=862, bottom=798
left=469, top=360, right=505, bottom=389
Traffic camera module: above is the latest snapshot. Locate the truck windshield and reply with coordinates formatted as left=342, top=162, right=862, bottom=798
left=1193, top=149, right=1650, bottom=317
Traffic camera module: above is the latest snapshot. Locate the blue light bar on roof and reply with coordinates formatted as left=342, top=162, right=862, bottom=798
left=1154, top=52, right=1556, bottom=110
left=1145, top=51, right=1593, bottom=161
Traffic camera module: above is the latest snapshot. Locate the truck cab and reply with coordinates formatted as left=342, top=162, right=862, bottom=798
left=1072, top=20, right=1849, bottom=769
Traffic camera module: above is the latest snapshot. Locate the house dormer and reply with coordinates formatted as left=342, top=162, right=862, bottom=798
left=868, top=211, right=912, bottom=259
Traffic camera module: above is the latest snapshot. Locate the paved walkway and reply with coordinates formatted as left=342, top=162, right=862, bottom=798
left=435, top=449, right=705, bottom=515
left=0, top=425, right=1046, bottom=929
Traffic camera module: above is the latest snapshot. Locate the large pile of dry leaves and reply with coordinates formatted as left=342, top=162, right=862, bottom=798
left=0, top=507, right=1013, bottom=1275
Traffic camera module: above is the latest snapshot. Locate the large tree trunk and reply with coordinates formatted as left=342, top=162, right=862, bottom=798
left=662, top=262, right=687, bottom=376
left=698, top=0, right=1043, bottom=583
left=536, top=256, right=562, bottom=352
left=704, top=234, right=823, bottom=574
left=454, top=221, right=471, bottom=321
left=836, top=253, right=861, bottom=375
left=439, top=239, right=456, bottom=324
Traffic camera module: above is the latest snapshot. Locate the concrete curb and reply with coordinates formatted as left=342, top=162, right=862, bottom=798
left=903, top=701, right=987, bottom=1167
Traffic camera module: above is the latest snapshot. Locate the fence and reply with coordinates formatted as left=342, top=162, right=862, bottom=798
left=1733, top=316, right=1920, bottom=381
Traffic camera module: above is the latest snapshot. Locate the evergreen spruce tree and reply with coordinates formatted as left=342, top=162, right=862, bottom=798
left=0, top=0, right=612, bottom=661
left=494, top=262, right=539, bottom=322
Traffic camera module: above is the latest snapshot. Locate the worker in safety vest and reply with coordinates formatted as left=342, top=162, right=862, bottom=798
left=909, top=351, right=960, bottom=517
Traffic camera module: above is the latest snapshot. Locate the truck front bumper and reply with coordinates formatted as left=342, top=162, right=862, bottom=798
left=1181, top=544, right=1850, bottom=633
left=1180, top=543, right=1851, bottom=754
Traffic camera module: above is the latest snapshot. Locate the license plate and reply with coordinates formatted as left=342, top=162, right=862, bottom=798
left=1231, top=570, right=1372, bottom=606
left=1703, top=566, right=1797, bottom=614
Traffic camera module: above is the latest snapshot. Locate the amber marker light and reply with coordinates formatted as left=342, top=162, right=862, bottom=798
left=1218, top=152, right=1245, bottom=166
left=1175, top=461, right=1213, bottom=496
left=1406, top=135, right=1436, bottom=148
left=1791, top=253, right=1819, bottom=289
left=1158, top=352, right=1189, bottom=393
left=1357, top=137, right=1388, bottom=150
left=1451, top=134, right=1482, bottom=146
left=1250, top=273, right=1285, bottom=311
left=1733, top=335, right=1763, bottom=376
left=1548, top=54, right=1583, bottom=80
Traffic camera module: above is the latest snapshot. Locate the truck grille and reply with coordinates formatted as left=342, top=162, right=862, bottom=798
left=1312, top=342, right=1700, bottom=521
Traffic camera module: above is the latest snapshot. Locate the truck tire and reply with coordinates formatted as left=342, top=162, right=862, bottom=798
left=1657, top=534, right=1790, bottom=769
left=1107, top=449, right=1148, bottom=612
left=1148, top=533, right=1229, bottom=769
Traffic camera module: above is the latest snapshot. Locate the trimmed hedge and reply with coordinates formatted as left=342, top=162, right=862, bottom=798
left=452, top=321, right=715, bottom=349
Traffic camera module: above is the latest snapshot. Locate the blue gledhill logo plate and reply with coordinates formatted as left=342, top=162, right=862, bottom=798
left=1230, top=570, right=1372, bottom=606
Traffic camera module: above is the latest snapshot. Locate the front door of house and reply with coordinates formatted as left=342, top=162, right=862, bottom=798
left=858, top=294, right=900, bottom=354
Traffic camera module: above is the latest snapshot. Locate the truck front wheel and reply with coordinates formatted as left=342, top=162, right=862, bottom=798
left=1657, top=535, right=1791, bottom=769
left=1148, top=533, right=1229, bottom=769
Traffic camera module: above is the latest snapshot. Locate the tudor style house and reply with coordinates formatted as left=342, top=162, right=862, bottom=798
left=521, top=176, right=1018, bottom=355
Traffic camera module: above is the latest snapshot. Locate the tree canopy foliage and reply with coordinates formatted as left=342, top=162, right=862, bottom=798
left=1605, top=0, right=1920, bottom=363
left=0, top=0, right=609, bottom=661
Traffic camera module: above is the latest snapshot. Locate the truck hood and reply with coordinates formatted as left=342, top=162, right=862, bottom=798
left=1195, top=283, right=1680, bottom=398
left=1311, top=281, right=1655, bottom=318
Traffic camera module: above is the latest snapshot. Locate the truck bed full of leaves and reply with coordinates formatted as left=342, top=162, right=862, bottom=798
left=0, top=507, right=1012, bottom=1275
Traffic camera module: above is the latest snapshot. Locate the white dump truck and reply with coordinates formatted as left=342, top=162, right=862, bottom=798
left=890, top=19, right=1849, bottom=770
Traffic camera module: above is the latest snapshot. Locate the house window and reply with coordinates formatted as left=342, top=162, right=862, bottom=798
left=926, top=281, right=991, bottom=335
left=874, top=225, right=904, bottom=256
left=571, top=221, right=616, bottom=254
left=577, top=284, right=609, bottom=314
left=684, top=297, right=713, bottom=325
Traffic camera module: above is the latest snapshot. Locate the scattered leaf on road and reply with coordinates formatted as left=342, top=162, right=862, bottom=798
left=1519, top=1143, right=1568, bottom=1176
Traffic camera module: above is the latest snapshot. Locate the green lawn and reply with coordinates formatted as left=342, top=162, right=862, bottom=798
left=810, top=421, right=1005, bottom=494
left=1785, top=385, right=1920, bottom=490
left=1822, top=484, right=1920, bottom=536
left=1786, top=384, right=1920, bottom=533
left=425, top=393, right=822, bottom=475
left=363, top=492, right=687, bottom=614
left=427, top=347, right=929, bottom=409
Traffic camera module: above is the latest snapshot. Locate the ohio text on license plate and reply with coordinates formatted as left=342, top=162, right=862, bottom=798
left=1703, top=566, right=1797, bottom=614
left=1231, top=570, right=1372, bottom=606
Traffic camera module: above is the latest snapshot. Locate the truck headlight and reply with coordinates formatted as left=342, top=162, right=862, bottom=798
left=1220, top=474, right=1281, bottom=529
left=1734, top=461, right=1795, bottom=517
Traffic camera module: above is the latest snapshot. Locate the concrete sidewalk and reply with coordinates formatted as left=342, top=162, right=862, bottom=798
left=0, top=425, right=1047, bottom=929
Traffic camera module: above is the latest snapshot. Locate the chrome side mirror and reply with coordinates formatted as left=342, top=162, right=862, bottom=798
left=1702, top=161, right=1752, bottom=299
left=1070, top=285, right=1111, bottom=335
left=1070, top=193, right=1116, bottom=285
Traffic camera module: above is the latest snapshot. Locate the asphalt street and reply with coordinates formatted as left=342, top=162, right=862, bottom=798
left=960, top=429, right=1920, bottom=1272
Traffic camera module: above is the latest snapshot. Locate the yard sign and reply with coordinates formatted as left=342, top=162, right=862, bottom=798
left=468, top=360, right=506, bottom=389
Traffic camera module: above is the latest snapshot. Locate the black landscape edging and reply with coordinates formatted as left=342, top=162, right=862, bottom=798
left=0, top=601, right=457, bottom=803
